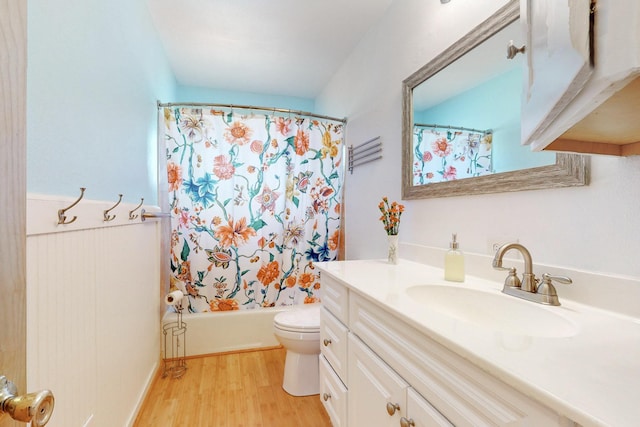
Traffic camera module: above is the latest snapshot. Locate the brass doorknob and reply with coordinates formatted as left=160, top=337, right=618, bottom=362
left=0, top=376, right=54, bottom=426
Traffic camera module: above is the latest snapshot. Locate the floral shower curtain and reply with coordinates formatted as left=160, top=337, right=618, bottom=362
left=412, top=126, right=493, bottom=185
left=162, top=107, right=344, bottom=313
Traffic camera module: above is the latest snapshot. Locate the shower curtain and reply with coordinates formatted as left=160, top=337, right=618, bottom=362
left=413, top=126, right=493, bottom=185
left=161, top=107, right=344, bottom=313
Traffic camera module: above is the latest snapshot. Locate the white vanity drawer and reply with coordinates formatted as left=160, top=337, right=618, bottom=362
left=319, top=354, right=348, bottom=427
left=321, top=273, right=349, bottom=324
left=320, top=307, right=348, bottom=384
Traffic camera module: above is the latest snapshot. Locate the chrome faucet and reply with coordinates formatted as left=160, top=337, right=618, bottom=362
left=492, top=243, right=572, bottom=306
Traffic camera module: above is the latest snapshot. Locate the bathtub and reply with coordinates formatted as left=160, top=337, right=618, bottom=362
left=162, top=305, right=301, bottom=357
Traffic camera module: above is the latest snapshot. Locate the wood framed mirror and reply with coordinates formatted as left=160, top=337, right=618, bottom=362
left=401, top=0, right=589, bottom=199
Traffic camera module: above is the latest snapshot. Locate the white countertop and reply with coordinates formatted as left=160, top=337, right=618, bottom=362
left=316, top=259, right=640, bottom=427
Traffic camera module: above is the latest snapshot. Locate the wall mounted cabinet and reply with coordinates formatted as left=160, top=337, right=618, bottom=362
left=523, top=0, right=640, bottom=156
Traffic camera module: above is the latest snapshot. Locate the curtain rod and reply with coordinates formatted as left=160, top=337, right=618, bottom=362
left=158, top=101, right=347, bottom=124
left=415, top=122, right=492, bottom=135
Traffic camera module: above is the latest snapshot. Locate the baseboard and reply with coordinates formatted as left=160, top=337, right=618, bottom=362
left=127, top=360, right=160, bottom=427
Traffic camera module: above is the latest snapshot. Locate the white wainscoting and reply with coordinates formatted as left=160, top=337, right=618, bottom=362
left=26, top=194, right=163, bottom=427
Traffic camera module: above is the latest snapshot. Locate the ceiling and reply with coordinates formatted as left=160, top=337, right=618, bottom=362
left=147, top=0, right=395, bottom=99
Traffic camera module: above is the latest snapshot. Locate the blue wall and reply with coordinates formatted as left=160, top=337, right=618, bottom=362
left=416, top=68, right=555, bottom=173
left=174, top=84, right=315, bottom=112
left=27, top=0, right=177, bottom=205
left=26, top=1, right=317, bottom=205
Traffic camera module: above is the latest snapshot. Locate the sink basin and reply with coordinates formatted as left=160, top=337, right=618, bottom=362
left=405, top=285, right=578, bottom=338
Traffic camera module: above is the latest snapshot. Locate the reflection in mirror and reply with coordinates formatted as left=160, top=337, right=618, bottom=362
left=412, top=21, right=555, bottom=185
left=402, top=0, right=589, bottom=199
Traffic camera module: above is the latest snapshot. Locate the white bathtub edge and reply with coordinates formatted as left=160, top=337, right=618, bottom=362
left=162, top=306, right=304, bottom=357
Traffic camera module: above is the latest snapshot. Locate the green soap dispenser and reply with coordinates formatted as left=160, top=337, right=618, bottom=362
left=444, top=233, right=465, bottom=282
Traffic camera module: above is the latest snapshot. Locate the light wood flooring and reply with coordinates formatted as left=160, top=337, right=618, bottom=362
left=133, top=347, right=332, bottom=427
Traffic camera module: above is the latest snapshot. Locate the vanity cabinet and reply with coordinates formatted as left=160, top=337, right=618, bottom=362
left=319, top=274, right=350, bottom=426
left=320, top=307, right=348, bottom=381
left=521, top=0, right=640, bottom=156
left=348, top=293, right=569, bottom=426
left=348, top=334, right=409, bottom=426
left=349, top=333, right=453, bottom=427
left=319, top=271, right=575, bottom=427
left=404, top=388, right=454, bottom=427
left=319, top=355, right=348, bottom=426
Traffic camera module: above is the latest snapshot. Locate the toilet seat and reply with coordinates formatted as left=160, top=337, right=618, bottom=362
left=273, top=304, right=321, bottom=333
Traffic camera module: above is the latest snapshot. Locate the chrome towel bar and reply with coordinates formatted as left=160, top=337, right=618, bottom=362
left=141, top=209, right=171, bottom=221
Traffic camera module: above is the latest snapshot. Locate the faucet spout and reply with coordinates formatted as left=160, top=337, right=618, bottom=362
left=492, top=243, right=537, bottom=292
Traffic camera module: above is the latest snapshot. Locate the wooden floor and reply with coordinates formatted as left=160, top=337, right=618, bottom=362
left=133, top=347, right=332, bottom=427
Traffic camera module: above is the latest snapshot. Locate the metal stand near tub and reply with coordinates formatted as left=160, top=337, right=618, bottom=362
left=162, top=307, right=187, bottom=379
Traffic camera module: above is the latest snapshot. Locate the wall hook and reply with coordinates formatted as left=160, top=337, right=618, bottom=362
left=103, top=194, right=123, bottom=222
left=128, top=198, right=144, bottom=220
left=57, top=187, right=86, bottom=225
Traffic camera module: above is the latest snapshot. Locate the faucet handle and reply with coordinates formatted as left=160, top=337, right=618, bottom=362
left=541, top=273, right=572, bottom=286
left=503, top=267, right=521, bottom=288
left=536, top=273, right=572, bottom=306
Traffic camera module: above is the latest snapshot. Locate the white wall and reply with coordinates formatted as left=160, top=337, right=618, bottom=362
left=316, top=0, right=640, bottom=280
left=26, top=196, right=162, bottom=427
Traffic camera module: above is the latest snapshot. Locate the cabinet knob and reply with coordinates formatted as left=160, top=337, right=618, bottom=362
left=400, top=417, right=416, bottom=427
left=386, top=402, right=400, bottom=416
left=323, top=392, right=331, bottom=401
left=507, top=40, right=526, bottom=59
left=323, top=338, right=332, bottom=346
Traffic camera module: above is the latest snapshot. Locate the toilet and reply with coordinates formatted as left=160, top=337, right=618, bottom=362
left=273, top=304, right=321, bottom=396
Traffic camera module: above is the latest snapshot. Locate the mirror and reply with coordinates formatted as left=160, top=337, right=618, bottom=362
left=402, top=0, right=589, bottom=199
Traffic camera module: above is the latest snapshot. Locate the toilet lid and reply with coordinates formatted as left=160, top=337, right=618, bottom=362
left=274, top=304, right=321, bottom=333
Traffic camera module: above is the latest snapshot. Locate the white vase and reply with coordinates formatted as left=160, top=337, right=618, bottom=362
left=387, top=234, right=399, bottom=264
